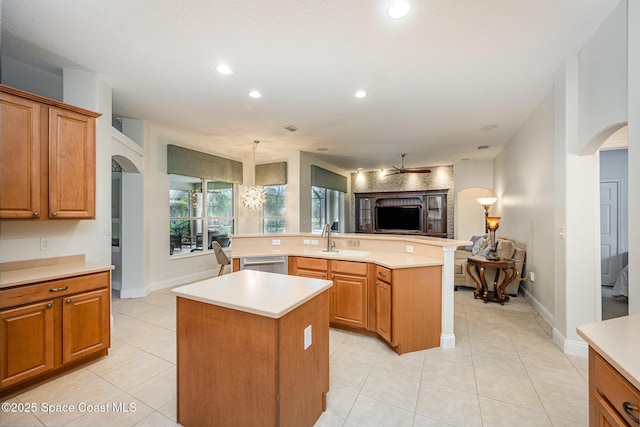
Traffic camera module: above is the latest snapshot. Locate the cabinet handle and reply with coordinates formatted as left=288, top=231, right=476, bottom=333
left=33, top=211, right=40, bottom=217
left=321, top=274, right=326, bottom=279
left=378, top=272, right=387, bottom=277
left=375, top=281, right=379, bottom=286
left=46, top=303, right=52, bottom=308
left=623, top=402, right=640, bottom=424
left=66, top=299, right=71, bottom=304
left=52, top=212, right=58, bottom=217
left=49, top=286, right=68, bottom=292
left=331, top=274, right=335, bottom=279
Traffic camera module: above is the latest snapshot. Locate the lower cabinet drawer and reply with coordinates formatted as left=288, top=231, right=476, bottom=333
left=593, top=351, right=640, bottom=426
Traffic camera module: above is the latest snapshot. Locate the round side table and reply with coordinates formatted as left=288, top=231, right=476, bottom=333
left=466, top=256, right=518, bottom=304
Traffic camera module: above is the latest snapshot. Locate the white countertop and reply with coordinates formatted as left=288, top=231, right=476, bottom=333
left=172, top=270, right=333, bottom=319
left=577, top=314, right=640, bottom=390
left=0, top=255, right=114, bottom=288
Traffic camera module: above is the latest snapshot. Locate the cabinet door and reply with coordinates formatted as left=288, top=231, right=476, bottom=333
left=355, top=196, right=375, bottom=232
left=0, top=300, right=55, bottom=388
left=331, top=274, right=367, bottom=329
left=375, top=280, right=392, bottom=343
left=426, top=194, right=447, bottom=236
left=48, top=107, right=96, bottom=219
left=0, top=92, right=41, bottom=219
left=62, top=288, right=110, bottom=364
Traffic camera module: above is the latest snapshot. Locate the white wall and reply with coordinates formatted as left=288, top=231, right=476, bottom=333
left=578, top=0, right=628, bottom=154
left=494, top=87, right=557, bottom=320
left=453, top=161, right=494, bottom=240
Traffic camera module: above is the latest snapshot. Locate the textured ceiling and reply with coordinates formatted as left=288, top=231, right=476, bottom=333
left=1, top=0, right=620, bottom=171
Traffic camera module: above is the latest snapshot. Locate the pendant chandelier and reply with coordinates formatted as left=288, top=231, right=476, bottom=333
left=241, top=140, right=267, bottom=210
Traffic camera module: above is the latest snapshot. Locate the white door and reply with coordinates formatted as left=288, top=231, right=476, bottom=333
left=600, top=181, right=620, bottom=286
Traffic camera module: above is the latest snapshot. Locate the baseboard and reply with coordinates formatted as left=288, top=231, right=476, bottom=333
left=146, top=271, right=217, bottom=295
left=552, top=328, right=588, bottom=357
left=440, top=333, right=456, bottom=349
left=523, top=287, right=554, bottom=327
left=119, top=288, right=147, bottom=299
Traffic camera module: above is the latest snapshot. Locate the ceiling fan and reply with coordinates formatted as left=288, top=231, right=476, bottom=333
left=385, top=153, right=431, bottom=176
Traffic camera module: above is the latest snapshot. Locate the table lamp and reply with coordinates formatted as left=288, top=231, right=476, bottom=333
left=486, top=217, right=501, bottom=260
left=476, top=197, right=498, bottom=233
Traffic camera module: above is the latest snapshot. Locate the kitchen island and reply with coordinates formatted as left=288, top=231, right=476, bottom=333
left=172, top=270, right=332, bottom=427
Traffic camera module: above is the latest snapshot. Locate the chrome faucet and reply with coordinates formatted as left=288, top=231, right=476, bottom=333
left=321, top=223, right=336, bottom=252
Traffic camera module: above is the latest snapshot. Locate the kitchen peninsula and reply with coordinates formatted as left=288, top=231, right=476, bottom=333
left=230, top=233, right=468, bottom=353
left=172, top=270, right=332, bottom=427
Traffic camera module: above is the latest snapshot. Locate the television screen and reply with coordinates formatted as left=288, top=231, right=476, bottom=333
left=375, top=206, right=421, bottom=231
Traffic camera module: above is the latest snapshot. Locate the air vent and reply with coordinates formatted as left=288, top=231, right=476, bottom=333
left=478, top=145, right=490, bottom=150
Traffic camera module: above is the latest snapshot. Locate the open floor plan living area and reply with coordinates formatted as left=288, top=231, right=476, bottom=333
left=1, top=0, right=638, bottom=426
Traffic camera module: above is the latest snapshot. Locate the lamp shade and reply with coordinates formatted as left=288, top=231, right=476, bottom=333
left=476, top=197, right=498, bottom=206
left=486, top=216, right=501, bottom=230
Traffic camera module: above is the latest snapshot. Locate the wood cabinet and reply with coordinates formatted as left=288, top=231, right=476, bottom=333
left=589, top=347, right=640, bottom=427
left=290, top=256, right=442, bottom=354
left=0, top=272, right=110, bottom=395
left=0, top=84, right=100, bottom=220
left=291, top=257, right=368, bottom=330
left=374, top=265, right=392, bottom=343
left=330, top=261, right=368, bottom=329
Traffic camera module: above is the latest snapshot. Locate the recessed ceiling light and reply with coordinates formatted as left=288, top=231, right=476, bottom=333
left=354, top=90, right=368, bottom=98
left=284, top=125, right=298, bottom=132
left=480, top=124, right=498, bottom=131
left=248, top=90, right=262, bottom=99
left=216, top=64, right=233, bottom=75
left=317, top=147, right=329, bottom=152
left=387, top=1, right=411, bottom=19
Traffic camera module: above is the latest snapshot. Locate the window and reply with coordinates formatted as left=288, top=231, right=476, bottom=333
left=170, top=175, right=234, bottom=256
left=311, top=186, right=343, bottom=233
left=263, top=185, right=286, bottom=233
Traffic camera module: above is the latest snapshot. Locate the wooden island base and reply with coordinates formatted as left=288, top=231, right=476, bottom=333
left=176, top=290, right=330, bottom=427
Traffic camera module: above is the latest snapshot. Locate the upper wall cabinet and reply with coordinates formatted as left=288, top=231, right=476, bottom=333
left=0, top=85, right=100, bottom=220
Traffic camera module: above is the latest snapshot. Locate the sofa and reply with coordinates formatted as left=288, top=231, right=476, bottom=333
left=454, top=236, right=527, bottom=296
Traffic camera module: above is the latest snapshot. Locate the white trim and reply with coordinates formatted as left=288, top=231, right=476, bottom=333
left=112, top=127, right=144, bottom=156
left=119, top=288, right=147, bottom=299
left=523, top=287, right=554, bottom=327
left=553, top=328, right=588, bottom=357
left=440, top=333, right=456, bottom=349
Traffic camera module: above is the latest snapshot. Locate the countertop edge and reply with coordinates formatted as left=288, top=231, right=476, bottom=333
left=0, top=262, right=115, bottom=288
left=577, top=314, right=640, bottom=391
left=174, top=282, right=332, bottom=319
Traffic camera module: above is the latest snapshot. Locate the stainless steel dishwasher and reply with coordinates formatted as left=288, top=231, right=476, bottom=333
left=239, top=256, right=288, bottom=274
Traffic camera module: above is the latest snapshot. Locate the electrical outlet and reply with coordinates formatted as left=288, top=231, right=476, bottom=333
left=303, top=239, right=310, bottom=245
left=196, top=258, right=203, bottom=267
left=529, top=272, right=535, bottom=282
left=40, top=238, right=51, bottom=251
left=406, top=245, right=414, bottom=253
left=272, top=239, right=281, bottom=246
left=304, top=325, right=312, bottom=350
left=311, top=239, right=319, bottom=246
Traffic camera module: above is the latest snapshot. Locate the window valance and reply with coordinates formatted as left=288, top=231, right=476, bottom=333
left=256, top=162, right=287, bottom=186
left=311, top=165, right=347, bottom=193
left=167, top=144, right=243, bottom=184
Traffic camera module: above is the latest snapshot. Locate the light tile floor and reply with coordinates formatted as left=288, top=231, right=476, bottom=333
left=1, top=287, right=589, bottom=427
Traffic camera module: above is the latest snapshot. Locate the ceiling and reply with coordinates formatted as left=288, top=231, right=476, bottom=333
left=1, top=0, right=619, bottom=171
